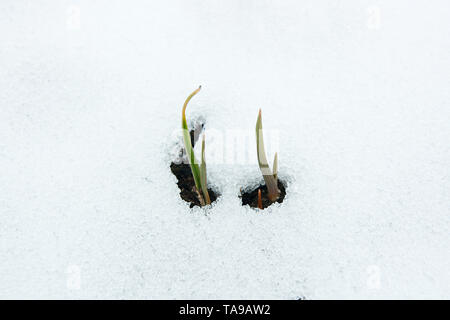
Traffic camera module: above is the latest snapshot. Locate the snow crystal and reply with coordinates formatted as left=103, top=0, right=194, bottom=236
left=0, top=0, right=449, bottom=299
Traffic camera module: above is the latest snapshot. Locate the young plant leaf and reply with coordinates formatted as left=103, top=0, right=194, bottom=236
left=200, top=133, right=211, bottom=205
left=182, top=86, right=205, bottom=205
left=273, top=152, right=278, bottom=181
left=256, top=109, right=280, bottom=202
left=195, top=188, right=206, bottom=206
left=257, top=189, right=263, bottom=209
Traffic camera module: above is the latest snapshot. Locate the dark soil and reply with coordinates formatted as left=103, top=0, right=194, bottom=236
left=170, top=124, right=218, bottom=208
left=241, top=180, right=287, bottom=209
left=170, top=162, right=218, bottom=208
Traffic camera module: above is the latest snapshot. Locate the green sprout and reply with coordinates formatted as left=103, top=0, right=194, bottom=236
left=256, top=109, right=280, bottom=202
left=181, top=86, right=211, bottom=206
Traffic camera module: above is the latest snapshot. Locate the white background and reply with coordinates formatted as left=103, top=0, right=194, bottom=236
left=0, top=0, right=449, bottom=299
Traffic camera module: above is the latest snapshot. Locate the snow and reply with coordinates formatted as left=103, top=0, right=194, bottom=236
left=1, top=0, right=449, bottom=299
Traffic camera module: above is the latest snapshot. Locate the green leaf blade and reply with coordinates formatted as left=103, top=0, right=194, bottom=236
left=181, top=86, right=205, bottom=205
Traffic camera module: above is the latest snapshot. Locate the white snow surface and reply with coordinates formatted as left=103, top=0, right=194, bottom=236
left=1, top=0, right=449, bottom=299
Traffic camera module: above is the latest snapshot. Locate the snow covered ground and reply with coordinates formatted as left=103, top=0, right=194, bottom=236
left=1, top=0, right=449, bottom=299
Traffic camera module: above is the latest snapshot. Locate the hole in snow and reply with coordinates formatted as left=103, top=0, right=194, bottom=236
left=240, top=179, right=287, bottom=209
left=170, top=122, right=220, bottom=208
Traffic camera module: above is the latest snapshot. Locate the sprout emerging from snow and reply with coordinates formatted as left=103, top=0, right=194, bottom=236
left=256, top=109, right=280, bottom=202
left=257, top=189, right=263, bottom=210
left=181, top=86, right=211, bottom=206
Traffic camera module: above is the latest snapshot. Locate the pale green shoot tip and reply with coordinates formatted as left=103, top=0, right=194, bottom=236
left=181, top=86, right=210, bottom=206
